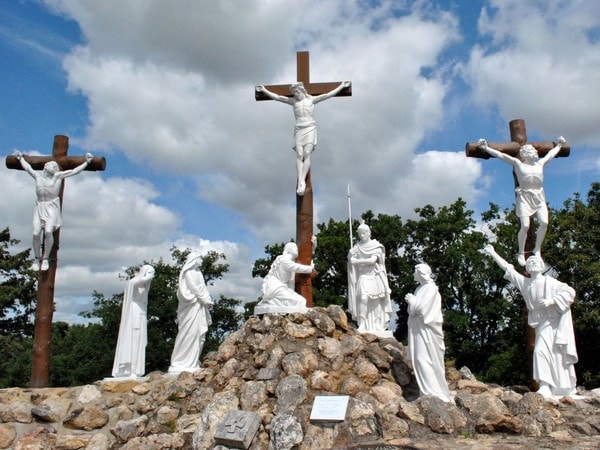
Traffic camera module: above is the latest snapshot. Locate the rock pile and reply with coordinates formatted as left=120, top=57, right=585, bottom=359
left=1, top=305, right=599, bottom=449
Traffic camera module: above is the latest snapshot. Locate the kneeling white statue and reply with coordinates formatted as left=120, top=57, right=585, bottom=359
left=168, top=252, right=214, bottom=374
left=405, top=263, right=452, bottom=402
left=112, top=264, right=155, bottom=378
left=254, top=242, right=314, bottom=315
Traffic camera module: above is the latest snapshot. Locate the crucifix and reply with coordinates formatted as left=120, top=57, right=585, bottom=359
left=255, top=51, right=351, bottom=306
left=466, top=118, right=570, bottom=389
left=5, top=135, right=106, bottom=387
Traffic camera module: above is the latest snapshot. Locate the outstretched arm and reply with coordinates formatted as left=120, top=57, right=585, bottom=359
left=57, top=153, right=93, bottom=179
left=312, top=81, right=350, bottom=104
left=13, top=151, right=37, bottom=178
left=483, top=244, right=512, bottom=271
left=255, top=85, right=293, bottom=104
left=477, top=139, right=520, bottom=166
left=539, top=136, right=566, bottom=166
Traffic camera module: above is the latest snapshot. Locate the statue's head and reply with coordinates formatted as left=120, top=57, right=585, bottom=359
left=525, top=255, right=544, bottom=274
left=519, top=144, right=538, bottom=162
left=43, top=161, right=60, bottom=175
left=414, top=263, right=433, bottom=282
left=290, top=82, right=308, bottom=99
left=138, top=265, right=155, bottom=279
left=357, top=222, right=371, bottom=242
left=283, top=242, right=299, bottom=258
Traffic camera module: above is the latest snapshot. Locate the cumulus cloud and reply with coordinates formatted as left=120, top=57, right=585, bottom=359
left=464, top=0, right=600, bottom=145
left=4, top=0, right=597, bottom=322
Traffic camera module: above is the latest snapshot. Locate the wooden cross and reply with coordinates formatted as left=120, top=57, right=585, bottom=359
left=5, top=135, right=106, bottom=388
left=466, top=118, right=570, bottom=390
left=256, top=51, right=351, bottom=307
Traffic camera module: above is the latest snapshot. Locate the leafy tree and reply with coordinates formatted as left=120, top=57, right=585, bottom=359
left=0, top=227, right=37, bottom=337
left=0, top=334, right=33, bottom=387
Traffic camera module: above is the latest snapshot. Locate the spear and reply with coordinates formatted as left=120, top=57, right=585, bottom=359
left=347, top=183, right=353, bottom=247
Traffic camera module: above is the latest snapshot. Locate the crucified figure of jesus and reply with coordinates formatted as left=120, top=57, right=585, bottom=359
left=256, top=81, right=350, bottom=195
left=14, top=150, right=93, bottom=271
left=477, top=136, right=566, bottom=266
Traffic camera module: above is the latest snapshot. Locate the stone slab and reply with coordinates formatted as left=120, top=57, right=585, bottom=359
left=214, top=410, right=261, bottom=449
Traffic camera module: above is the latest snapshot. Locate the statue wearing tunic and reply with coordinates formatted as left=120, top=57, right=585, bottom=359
left=254, top=242, right=313, bottom=315
left=168, top=253, right=214, bottom=374
left=347, top=223, right=392, bottom=333
left=405, top=263, right=452, bottom=402
left=484, top=245, right=578, bottom=398
left=112, top=265, right=155, bottom=378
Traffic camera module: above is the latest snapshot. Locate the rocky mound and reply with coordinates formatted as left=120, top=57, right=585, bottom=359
left=1, top=305, right=599, bottom=449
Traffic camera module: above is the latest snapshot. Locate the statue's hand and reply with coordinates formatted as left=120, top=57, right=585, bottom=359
left=85, top=152, right=94, bottom=163
left=342, top=81, right=351, bottom=88
left=539, top=297, right=554, bottom=307
left=557, top=136, right=567, bottom=146
left=477, top=139, right=488, bottom=149
left=13, top=150, right=23, bottom=160
left=404, top=293, right=414, bottom=302
left=483, top=244, right=495, bottom=255
left=255, top=85, right=264, bottom=92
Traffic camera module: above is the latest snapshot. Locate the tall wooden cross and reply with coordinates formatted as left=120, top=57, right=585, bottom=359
left=466, top=118, right=570, bottom=389
left=256, top=51, right=351, bottom=306
left=5, top=135, right=106, bottom=387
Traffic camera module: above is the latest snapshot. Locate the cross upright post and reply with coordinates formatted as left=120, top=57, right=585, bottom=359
left=256, top=51, right=351, bottom=307
left=466, top=118, right=570, bottom=390
left=5, top=135, right=106, bottom=387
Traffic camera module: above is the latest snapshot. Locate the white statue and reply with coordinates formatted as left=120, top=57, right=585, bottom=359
left=484, top=244, right=579, bottom=399
left=14, top=150, right=93, bottom=271
left=256, top=81, right=350, bottom=195
left=347, top=222, right=392, bottom=334
left=405, top=263, right=453, bottom=402
left=112, top=265, right=155, bottom=378
left=254, top=242, right=314, bottom=315
left=477, top=137, right=566, bottom=266
left=168, top=252, right=214, bottom=374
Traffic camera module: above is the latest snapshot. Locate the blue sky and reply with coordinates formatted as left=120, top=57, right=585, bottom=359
left=1, top=0, right=598, bottom=323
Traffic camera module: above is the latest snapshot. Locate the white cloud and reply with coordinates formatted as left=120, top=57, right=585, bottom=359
left=8, top=0, right=593, bottom=323
left=465, top=0, right=600, bottom=145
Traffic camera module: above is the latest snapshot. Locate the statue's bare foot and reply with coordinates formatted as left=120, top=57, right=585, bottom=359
left=518, top=254, right=526, bottom=266
left=41, top=259, right=49, bottom=271
left=296, top=181, right=305, bottom=196
left=31, top=261, right=40, bottom=271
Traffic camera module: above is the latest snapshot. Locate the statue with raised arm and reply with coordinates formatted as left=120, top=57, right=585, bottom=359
left=13, top=150, right=94, bottom=271
left=347, top=222, right=392, bottom=334
left=168, top=253, right=214, bottom=374
left=405, top=263, right=453, bottom=402
left=112, top=265, right=155, bottom=378
left=483, top=244, right=578, bottom=399
left=254, top=242, right=315, bottom=315
left=477, top=137, right=566, bottom=266
left=256, top=81, right=350, bottom=195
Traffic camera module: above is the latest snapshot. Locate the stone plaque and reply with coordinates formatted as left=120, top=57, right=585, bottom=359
left=214, top=410, right=260, bottom=449
left=309, top=395, right=350, bottom=422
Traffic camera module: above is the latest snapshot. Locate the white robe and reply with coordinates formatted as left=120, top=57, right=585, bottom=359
left=169, top=260, right=212, bottom=373
left=257, top=254, right=312, bottom=311
left=112, top=266, right=154, bottom=377
left=407, top=280, right=452, bottom=402
left=504, top=267, right=578, bottom=394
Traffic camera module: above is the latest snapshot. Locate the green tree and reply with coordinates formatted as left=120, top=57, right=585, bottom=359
left=0, top=227, right=37, bottom=337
